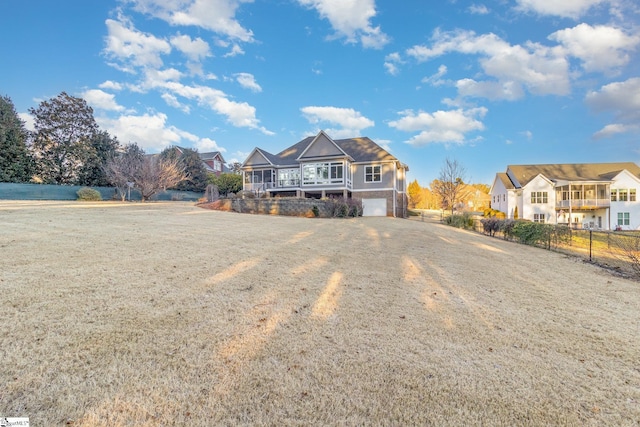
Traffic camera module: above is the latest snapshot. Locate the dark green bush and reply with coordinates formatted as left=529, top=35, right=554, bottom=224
left=76, top=187, right=102, bottom=201
left=444, top=212, right=474, bottom=230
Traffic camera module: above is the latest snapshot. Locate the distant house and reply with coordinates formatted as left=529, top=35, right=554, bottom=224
left=240, top=130, right=409, bottom=217
left=172, top=147, right=228, bottom=176
left=490, top=162, right=640, bottom=230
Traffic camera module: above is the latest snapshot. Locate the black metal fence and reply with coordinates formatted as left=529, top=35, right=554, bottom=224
left=473, top=217, right=640, bottom=279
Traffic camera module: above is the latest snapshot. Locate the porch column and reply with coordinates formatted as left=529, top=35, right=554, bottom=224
left=568, top=183, right=572, bottom=228
left=321, top=190, right=326, bottom=198
left=343, top=189, right=348, bottom=198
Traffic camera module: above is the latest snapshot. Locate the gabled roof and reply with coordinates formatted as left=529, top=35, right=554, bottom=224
left=335, top=137, right=397, bottom=163
left=497, top=172, right=515, bottom=190
left=506, top=162, right=640, bottom=187
left=199, top=151, right=225, bottom=162
left=296, top=130, right=351, bottom=161
left=242, top=131, right=403, bottom=169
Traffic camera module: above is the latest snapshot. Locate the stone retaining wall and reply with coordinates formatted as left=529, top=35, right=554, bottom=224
left=213, top=197, right=335, bottom=217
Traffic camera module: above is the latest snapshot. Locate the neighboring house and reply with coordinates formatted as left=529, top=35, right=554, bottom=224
left=490, top=162, right=640, bottom=230
left=240, top=130, right=409, bottom=217
left=173, top=146, right=228, bottom=175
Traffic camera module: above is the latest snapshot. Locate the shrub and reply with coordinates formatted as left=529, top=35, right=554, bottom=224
left=480, top=217, right=501, bottom=236
left=510, top=220, right=553, bottom=247
left=311, top=205, right=320, bottom=217
left=76, top=187, right=102, bottom=201
left=325, top=196, right=362, bottom=218
left=444, top=212, right=474, bottom=230
left=484, top=208, right=505, bottom=218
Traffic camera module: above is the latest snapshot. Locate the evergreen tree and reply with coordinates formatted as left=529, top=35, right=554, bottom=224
left=29, top=92, right=98, bottom=184
left=77, top=131, right=120, bottom=186
left=160, top=147, right=208, bottom=192
left=0, top=95, right=34, bottom=182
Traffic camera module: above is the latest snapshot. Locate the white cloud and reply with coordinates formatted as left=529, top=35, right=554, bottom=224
left=468, top=4, right=490, bottom=14
left=585, top=77, right=640, bottom=117
left=170, top=33, right=211, bottom=61
left=297, top=0, right=389, bottom=49
left=235, top=72, right=262, bottom=92
left=97, top=111, right=227, bottom=153
left=18, top=113, right=34, bottom=132
left=98, top=81, right=124, bottom=91
left=388, top=107, right=487, bottom=146
left=515, top=0, right=606, bottom=18
left=155, top=81, right=272, bottom=134
left=223, top=43, right=245, bottom=57
left=406, top=29, right=571, bottom=99
left=592, top=123, right=639, bottom=139
left=97, top=112, right=184, bottom=152
left=549, top=23, right=640, bottom=74
left=422, top=64, right=448, bottom=86
left=520, top=130, right=533, bottom=140
left=301, top=106, right=374, bottom=137
left=81, top=89, right=126, bottom=112
left=104, top=17, right=171, bottom=71
left=384, top=52, right=402, bottom=75
left=161, top=93, right=191, bottom=113
left=196, top=137, right=226, bottom=152
left=456, top=79, right=525, bottom=100
left=129, top=0, right=254, bottom=42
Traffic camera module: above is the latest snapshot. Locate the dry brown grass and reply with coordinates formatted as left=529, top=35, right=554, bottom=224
left=1, top=200, right=639, bottom=426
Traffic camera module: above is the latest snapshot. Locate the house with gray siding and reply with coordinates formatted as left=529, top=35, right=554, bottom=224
left=241, top=131, right=409, bottom=217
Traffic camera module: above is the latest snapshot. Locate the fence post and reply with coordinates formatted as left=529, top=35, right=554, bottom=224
left=589, top=229, right=592, bottom=262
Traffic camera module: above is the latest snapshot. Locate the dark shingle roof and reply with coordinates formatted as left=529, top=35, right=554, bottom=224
left=507, top=162, right=640, bottom=187
left=270, top=135, right=398, bottom=165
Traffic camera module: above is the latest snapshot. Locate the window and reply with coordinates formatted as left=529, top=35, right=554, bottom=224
left=531, top=191, right=548, bottom=204
left=618, top=212, right=630, bottom=226
left=503, top=194, right=506, bottom=202
left=214, top=160, right=221, bottom=171
left=619, top=189, right=628, bottom=202
left=278, top=168, right=300, bottom=187
left=365, top=165, right=381, bottom=182
left=302, top=162, right=344, bottom=185
left=631, top=189, right=637, bottom=202
left=611, top=190, right=617, bottom=201
left=533, top=213, right=545, bottom=223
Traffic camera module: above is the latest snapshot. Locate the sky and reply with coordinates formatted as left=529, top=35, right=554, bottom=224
left=1, top=0, right=639, bottom=186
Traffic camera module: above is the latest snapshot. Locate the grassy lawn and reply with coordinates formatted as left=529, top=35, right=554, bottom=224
left=1, top=201, right=639, bottom=426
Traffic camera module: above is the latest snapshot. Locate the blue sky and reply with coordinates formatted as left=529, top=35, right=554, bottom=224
left=2, top=0, right=639, bottom=186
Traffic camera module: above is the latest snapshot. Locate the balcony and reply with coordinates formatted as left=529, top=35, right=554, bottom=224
left=556, top=199, right=610, bottom=210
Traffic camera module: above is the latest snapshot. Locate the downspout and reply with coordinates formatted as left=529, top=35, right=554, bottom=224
left=393, top=162, right=397, bottom=218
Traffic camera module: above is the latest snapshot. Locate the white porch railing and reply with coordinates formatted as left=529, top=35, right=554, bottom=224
left=556, top=199, right=610, bottom=209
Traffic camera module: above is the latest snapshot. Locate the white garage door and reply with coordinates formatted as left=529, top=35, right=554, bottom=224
left=362, top=198, right=387, bottom=216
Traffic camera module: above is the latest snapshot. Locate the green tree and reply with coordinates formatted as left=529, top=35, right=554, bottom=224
left=227, top=161, right=242, bottom=174
left=78, top=131, right=120, bottom=187
left=208, top=172, right=243, bottom=196
left=161, top=147, right=208, bottom=192
left=0, top=95, right=34, bottom=182
left=407, top=179, right=422, bottom=209
left=29, top=92, right=98, bottom=184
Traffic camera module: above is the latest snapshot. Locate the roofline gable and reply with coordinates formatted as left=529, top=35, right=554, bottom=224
left=241, top=147, right=274, bottom=168
left=296, top=130, right=352, bottom=161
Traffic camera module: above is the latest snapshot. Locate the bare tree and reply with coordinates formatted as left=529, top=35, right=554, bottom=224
left=104, top=144, right=144, bottom=201
left=134, top=155, right=186, bottom=201
left=432, top=157, right=468, bottom=215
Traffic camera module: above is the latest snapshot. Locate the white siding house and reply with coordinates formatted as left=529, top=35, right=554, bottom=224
left=489, top=163, right=640, bottom=230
